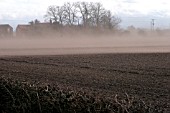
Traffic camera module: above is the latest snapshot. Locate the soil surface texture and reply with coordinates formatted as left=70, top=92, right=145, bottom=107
left=0, top=53, right=170, bottom=110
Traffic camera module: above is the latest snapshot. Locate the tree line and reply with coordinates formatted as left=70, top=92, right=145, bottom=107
left=44, top=2, right=121, bottom=30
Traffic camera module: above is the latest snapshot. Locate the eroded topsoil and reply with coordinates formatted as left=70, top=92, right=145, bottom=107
left=0, top=53, right=170, bottom=110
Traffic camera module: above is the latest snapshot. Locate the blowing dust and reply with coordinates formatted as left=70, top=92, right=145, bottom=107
left=0, top=34, right=170, bottom=56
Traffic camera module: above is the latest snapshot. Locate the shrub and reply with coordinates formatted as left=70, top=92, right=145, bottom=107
left=0, top=77, right=165, bottom=113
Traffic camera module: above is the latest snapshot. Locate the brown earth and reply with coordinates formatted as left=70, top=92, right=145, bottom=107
left=0, top=53, right=170, bottom=111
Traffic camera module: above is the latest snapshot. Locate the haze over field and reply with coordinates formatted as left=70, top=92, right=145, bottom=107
left=0, top=35, right=170, bottom=56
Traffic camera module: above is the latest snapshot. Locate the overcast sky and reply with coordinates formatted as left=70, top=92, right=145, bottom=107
left=1, top=0, right=170, bottom=29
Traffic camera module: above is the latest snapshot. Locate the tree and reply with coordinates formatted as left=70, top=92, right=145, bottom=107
left=62, top=2, right=78, bottom=25
left=57, top=6, right=65, bottom=25
left=100, top=11, right=121, bottom=29
left=44, top=5, right=65, bottom=24
left=45, top=6, right=58, bottom=22
left=75, top=2, right=92, bottom=27
left=110, top=16, right=121, bottom=29
left=29, top=21, right=34, bottom=25
left=44, top=2, right=121, bottom=29
left=29, top=19, right=40, bottom=25
left=34, top=19, right=40, bottom=24
left=90, top=2, right=105, bottom=27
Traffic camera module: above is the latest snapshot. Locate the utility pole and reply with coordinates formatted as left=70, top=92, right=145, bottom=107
left=151, top=19, right=155, bottom=31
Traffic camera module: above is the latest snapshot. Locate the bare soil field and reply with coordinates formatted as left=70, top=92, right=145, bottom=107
left=0, top=53, right=170, bottom=111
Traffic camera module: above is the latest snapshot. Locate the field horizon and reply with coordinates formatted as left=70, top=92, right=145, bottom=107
left=0, top=36, right=170, bottom=56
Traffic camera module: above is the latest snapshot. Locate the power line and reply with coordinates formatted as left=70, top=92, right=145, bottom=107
left=151, top=19, right=155, bottom=31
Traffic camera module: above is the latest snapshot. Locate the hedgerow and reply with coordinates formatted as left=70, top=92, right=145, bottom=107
left=0, top=76, right=165, bottom=113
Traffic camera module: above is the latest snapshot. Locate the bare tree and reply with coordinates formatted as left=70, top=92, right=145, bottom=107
left=34, top=19, right=40, bottom=24
left=45, top=6, right=58, bottom=22
left=29, top=19, right=40, bottom=25
left=57, top=6, right=65, bottom=25
left=44, top=6, right=65, bottom=24
left=29, top=21, right=34, bottom=25
left=62, top=2, right=78, bottom=25
left=44, top=2, right=121, bottom=29
left=90, top=2, right=105, bottom=27
left=100, top=10, right=113, bottom=29
left=75, top=2, right=92, bottom=27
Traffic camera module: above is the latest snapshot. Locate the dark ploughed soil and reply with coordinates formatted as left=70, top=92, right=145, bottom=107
left=0, top=53, right=170, bottom=110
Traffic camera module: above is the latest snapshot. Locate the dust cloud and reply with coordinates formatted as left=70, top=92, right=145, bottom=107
left=0, top=34, right=170, bottom=56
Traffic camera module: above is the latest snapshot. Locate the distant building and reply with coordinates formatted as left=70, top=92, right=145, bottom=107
left=34, top=23, right=52, bottom=28
left=16, top=25, right=32, bottom=37
left=33, top=23, right=53, bottom=32
left=16, top=22, right=61, bottom=37
left=0, top=24, right=13, bottom=38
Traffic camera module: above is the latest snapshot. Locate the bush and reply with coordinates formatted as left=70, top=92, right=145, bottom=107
left=0, top=77, right=165, bottom=113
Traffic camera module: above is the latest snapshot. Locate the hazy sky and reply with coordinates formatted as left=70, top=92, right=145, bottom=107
left=1, top=0, right=170, bottom=29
